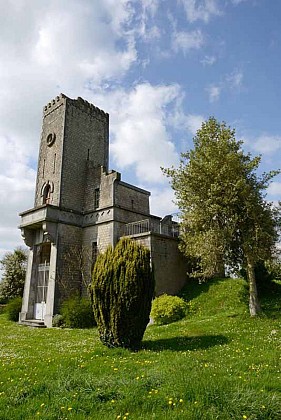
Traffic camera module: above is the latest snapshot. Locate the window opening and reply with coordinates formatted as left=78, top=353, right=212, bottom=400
left=43, top=183, right=51, bottom=204
left=94, top=188, right=100, bottom=209
left=43, top=159, right=45, bottom=178
left=53, top=153, right=56, bottom=174
left=92, top=242, right=98, bottom=269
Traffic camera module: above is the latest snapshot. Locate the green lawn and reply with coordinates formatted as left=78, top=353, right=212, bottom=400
left=0, top=278, right=280, bottom=419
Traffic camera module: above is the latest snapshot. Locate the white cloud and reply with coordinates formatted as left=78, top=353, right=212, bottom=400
left=201, top=55, right=216, bottom=66
left=0, top=0, right=142, bottom=260
left=0, top=1, right=139, bottom=152
left=226, top=69, right=243, bottom=89
left=150, top=187, right=178, bottom=217
left=253, top=135, right=281, bottom=154
left=137, top=0, right=161, bottom=41
left=267, top=182, right=281, bottom=197
left=185, top=114, right=205, bottom=135
left=169, top=109, right=205, bottom=135
left=231, top=0, right=249, bottom=5
left=179, top=0, right=222, bottom=23
left=205, top=69, right=243, bottom=103
left=172, top=30, right=204, bottom=54
left=88, top=83, right=181, bottom=184
left=0, top=136, right=36, bottom=262
left=206, top=84, right=221, bottom=102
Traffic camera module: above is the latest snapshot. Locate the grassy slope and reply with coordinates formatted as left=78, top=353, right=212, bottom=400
left=0, top=278, right=280, bottom=420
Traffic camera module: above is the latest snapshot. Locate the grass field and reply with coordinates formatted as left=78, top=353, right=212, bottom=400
left=0, top=278, right=280, bottom=419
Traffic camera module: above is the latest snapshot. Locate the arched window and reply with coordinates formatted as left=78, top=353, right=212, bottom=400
left=42, top=183, right=51, bottom=204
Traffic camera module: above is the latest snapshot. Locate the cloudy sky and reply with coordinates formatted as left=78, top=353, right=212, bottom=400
left=0, top=0, right=281, bottom=261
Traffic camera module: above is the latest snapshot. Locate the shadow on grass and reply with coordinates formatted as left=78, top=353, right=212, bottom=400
left=143, top=334, right=228, bottom=352
left=260, top=280, right=281, bottom=318
left=179, top=277, right=229, bottom=302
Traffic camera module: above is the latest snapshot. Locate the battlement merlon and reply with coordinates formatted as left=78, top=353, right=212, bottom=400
left=43, top=93, right=109, bottom=123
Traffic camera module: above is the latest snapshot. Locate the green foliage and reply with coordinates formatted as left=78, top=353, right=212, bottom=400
left=5, top=297, right=22, bottom=321
left=91, top=238, right=154, bottom=349
left=151, top=294, right=187, bottom=325
left=180, top=277, right=248, bottom=318
left=240, top=260, right=274, bottom=292
left=52, top=314, right=65, bottom=328
left=0, top=247, right=27, bottom=303
left=60, top=295, right=95, bottom=329
left=163, top=117, right=280, bottom=315
left=265, top=257, right=281, bottom=281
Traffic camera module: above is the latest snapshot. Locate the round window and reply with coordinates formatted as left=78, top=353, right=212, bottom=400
left=47, top=133, right=56, bottom=147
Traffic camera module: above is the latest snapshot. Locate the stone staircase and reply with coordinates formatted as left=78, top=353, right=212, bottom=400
left=19, top=319, right=47, bottom=328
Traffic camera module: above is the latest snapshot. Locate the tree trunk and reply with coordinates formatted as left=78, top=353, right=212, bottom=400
left=246, top=255, right=261, bottom=316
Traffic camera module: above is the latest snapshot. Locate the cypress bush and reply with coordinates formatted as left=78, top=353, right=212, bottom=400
left=91, top=238, right=154, bottom=350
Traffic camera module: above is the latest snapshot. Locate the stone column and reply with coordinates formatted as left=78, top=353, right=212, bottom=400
left=44, top=242, right=57, bottom=327
left=19, top=247, right=34, bottom=322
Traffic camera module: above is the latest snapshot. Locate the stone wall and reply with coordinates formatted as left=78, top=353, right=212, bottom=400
left=115, top=181, right=150, bottom=214
left=150, top=234, right=188, bottom=296
left=56, top=224, right=83, bottom=305
left=34, top=94, right=66, bottom=207
left=129, top=233, right=188, bottom=297
left=60, top=98, right=109, bottom=212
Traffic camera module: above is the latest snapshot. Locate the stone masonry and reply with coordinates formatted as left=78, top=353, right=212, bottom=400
left=19, top=94, right=188, bottom=327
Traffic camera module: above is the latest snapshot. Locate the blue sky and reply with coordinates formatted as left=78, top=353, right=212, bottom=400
left=0, top=0, right=280, bottom=261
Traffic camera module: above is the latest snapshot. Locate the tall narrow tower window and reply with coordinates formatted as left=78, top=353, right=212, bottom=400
left=43, top=159, right=45, bottom=178
left=53, top=153, right=56, bottom=174
left=92, top=241, right=98, bottom=269
left=43, top=184, right=51, bottom=204
left=94, top=188, right=100, bottom=209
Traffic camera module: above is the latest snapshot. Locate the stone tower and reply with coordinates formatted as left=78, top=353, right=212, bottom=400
left=19, top=94, right=111, bottom=327
left=34, top=93, right=109, bottom=210
left=19, top=94, right=187, bottom=328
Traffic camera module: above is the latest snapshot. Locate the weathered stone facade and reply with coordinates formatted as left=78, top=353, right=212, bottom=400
left=19, top=94, right=188, bottom=327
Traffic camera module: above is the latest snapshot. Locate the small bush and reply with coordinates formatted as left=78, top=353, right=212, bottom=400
left=6, top=297, right=22, bottom=322
left=150, top=294, right=187, bottom=325
left=60, top=296, right=95, bottom=328
left=52, top=314, right=65, bottom=328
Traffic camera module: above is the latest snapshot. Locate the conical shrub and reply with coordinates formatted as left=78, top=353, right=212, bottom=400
left=91, top=238, right=154, bottom=350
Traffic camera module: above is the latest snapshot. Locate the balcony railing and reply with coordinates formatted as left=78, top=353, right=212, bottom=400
left=122, top=218, right=179, bottom=238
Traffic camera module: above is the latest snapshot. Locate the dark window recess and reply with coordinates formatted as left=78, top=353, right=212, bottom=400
left=43, top=184, right=51, bottom=204
left=94, top=188, right=100, bottom=209
left=53, top=153, right=56, bottom=174
left=92, top=242, right=98, bottom=269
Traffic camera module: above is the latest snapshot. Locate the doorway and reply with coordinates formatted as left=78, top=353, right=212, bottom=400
left=34, top=243, right=51, bottom=320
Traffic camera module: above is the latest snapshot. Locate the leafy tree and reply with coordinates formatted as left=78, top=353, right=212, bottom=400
left=163, top=117, right=280, bottom=316
left=91, top=238, right=154, bottom=349
left=0, top=247, right=27, bottom=303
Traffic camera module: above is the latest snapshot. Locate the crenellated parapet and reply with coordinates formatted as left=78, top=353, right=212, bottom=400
left=43, top=93, right=67, bottom=117
left=43, top=93, right=109, bottom=122
left=72, top=96, right=109, bottom=122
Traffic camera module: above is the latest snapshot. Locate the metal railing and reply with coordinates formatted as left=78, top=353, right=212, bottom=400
left=122, top=218, right=180, bottom=238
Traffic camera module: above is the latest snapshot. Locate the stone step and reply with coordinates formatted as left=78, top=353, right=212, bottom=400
left=19, top=319, right=47, bottom=328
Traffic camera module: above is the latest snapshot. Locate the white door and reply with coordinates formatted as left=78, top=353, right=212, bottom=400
left=34, top=262, right=49, bottom=320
